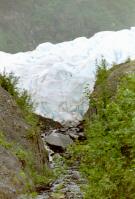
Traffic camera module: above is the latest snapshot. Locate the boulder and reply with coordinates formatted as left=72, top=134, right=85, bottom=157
left=45, top=131, right=73, bottom=150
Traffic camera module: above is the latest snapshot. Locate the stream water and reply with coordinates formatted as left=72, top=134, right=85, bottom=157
left=36, top=126, right=86, bottom=199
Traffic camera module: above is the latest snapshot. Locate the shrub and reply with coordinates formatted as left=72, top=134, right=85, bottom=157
left=0, top=71, right=19, bottom=96
left=0, top=71, right=34, bottom=123
left=68, top=66, right=135, bottom=199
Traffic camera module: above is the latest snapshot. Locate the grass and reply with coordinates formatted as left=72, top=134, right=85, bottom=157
left=0, top=132, right=13, bottom=149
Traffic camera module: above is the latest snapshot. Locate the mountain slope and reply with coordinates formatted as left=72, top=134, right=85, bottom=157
left=69, top=61, right=135, bottom=198
left=0, top=82, right=49, bottom=198
left=0, top=0, right=135, bottom=52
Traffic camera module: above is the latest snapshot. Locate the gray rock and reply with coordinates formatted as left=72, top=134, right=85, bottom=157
left=45, top=132, right=73, bottom=149
left=36, top=193, right=50, bottom=199
left=70, top=171, right=81, bottom=181
left=69, top=132, right=79, bottom=140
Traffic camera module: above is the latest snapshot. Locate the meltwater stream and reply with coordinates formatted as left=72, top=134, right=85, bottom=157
left=0, top=27, right=135, bottom=125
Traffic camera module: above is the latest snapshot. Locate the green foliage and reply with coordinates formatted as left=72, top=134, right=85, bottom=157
left=0, top=132, right=13, bottom=149
left=96, top=59, right=108, bottom=86
left=15, top=147, right=30, bottom=166
left=0, top=71, right=34, bottom=122
left=0, top=71, right=19, bottom=95
left=0, top=72, right=54, bottom=192
left=68, top=66, right=135, bottom=198
left=30, top=165, right=54, bottom=186
left=15, top=146, right=54, bottom=191
left=0, top=71, right=39, bottom=139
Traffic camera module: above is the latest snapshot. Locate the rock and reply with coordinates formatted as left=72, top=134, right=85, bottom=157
left=85, top=63, right=135, bottom=120
left=70, top=171, right=81, bottom=181
left=69, top=132, right=79, bottom=140
left=37, top=115, right=62, bottom=132
left=64, top=182, right=83, bottom=199
left=45, top=132, right=73, bottom=150
left=0, top=86, right=49, bottom=198
left=78, top=132, right=86, bottom=141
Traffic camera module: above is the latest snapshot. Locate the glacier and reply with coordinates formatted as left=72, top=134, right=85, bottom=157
left=0, top=27, right=135, bottom=125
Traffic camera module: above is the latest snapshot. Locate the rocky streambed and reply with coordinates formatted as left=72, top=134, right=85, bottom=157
left=36, top=124, right=86, bottom=199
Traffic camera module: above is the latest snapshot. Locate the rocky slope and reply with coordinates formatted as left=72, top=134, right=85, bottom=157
left=0, top=85, right=48, bottom=199
left=86, top=60, right=135, bottom=118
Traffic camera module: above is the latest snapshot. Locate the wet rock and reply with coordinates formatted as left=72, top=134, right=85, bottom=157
left=64, top=182, right=83, bottom=199
left=78, top=132, right=87, bottom=141
left=37, top=122, right=85, bottom=199
left=45, top=132, right=73, bottom=150
left=67, top=129, right=86, bottom=141
left=37, top=115, right=62, bottom=132
left=68, top=132, right=79, bottom=140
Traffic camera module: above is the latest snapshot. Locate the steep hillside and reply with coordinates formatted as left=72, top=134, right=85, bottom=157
left=68, top=61, right=135, bottom=198
left=0, top=77, right=50, bottom=198
left=0, top=0, right=135, bottom=52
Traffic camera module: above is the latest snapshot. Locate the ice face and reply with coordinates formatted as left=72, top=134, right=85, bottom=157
left=0, top=27, right=135, bottom=126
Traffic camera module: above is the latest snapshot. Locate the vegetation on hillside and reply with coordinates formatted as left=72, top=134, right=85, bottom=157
left=0, top=72, right=38, bottom=129
left=0, top=72, right=54, bottom=195
left=0, top=72, right=31, bottom=108
left=68, top=63, right=135, bottom=198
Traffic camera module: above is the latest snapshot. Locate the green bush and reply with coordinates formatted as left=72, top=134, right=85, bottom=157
left=0, top=71, right=34, bottom=122
left=0, top=71, right=39, bottom=139
left=0, top=71, right=19, bottom=95
left=68, top=66, right=135, bottom=199
left=30, top=165, right=54, bottom=187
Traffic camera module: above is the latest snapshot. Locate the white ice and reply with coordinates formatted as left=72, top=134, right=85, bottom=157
left=0, top=27, right=135, bottom=125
